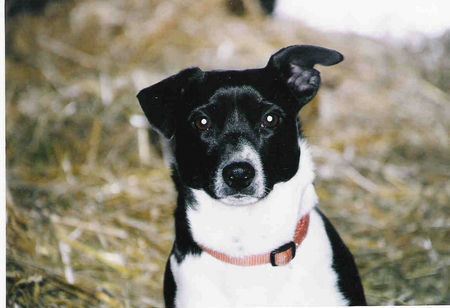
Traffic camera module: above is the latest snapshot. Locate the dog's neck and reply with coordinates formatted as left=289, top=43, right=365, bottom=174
left=186, top=139, right=318, bottom=257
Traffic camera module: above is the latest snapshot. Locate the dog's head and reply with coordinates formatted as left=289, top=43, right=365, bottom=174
left=137, top=45, right=343, bottom=205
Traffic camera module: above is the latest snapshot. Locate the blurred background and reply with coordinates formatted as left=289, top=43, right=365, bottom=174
left=5, top=0, right=449, bottom=306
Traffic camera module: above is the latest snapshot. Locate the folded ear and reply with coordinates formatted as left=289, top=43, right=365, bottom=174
left=267, top=45, right=343, bottom=108
left=137, top=67, right=204, bottom=139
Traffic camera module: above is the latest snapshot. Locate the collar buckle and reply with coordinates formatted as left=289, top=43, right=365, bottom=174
left=270, top=241, right=296, bottom=266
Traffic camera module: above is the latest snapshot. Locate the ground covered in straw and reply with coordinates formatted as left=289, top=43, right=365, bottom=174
left=6, top=0, right=450, bottom=306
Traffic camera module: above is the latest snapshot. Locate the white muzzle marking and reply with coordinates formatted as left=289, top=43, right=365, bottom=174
left=214, top=143, right=265, bottom=205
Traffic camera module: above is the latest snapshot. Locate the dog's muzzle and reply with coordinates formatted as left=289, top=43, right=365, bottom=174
left=214, top=143, right=265, bottom=205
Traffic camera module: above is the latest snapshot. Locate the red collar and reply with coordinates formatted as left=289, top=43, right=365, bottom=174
left=199, top=214, right=310, bottom=267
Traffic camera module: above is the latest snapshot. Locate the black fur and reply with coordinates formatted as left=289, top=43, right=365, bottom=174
left=317, top=209, right=367, bottom=305
left=171, top=178, right=202, bottom=262
left=163, top=256, right=176, bottom=308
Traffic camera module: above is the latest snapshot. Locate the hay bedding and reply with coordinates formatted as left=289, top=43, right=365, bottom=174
left=6, top=0, right=449, bottom=306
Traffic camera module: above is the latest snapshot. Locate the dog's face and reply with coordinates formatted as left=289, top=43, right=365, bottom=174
left=175, top=84, right=299, bottom=205
left=138, top=45, right=343, bottom=205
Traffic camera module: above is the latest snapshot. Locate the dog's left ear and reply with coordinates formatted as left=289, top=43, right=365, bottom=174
left=267, top=45, right=343, bottom=108
left=137, top=67, right=204, bottom=139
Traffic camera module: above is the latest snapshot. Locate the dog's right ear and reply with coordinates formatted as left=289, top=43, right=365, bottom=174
left=137, top=67, right=204, bottom=139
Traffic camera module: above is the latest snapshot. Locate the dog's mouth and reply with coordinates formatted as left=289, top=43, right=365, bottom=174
left=219, top=194, right=261, bottom=206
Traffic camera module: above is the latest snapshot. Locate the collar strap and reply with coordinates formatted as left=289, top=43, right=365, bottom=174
left=199, top=214, right=310, bottom=267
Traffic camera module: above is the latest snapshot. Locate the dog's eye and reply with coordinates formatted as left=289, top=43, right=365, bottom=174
left=194, top=116, right=212, bottom=131
left=261, top=113, right=280, bottom=128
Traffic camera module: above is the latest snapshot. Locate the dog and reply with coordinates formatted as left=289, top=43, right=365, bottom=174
left=137, top=45, right=366, bottom=306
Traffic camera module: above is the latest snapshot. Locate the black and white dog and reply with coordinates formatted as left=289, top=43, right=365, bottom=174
left=137, top=45, right=366, bottom=306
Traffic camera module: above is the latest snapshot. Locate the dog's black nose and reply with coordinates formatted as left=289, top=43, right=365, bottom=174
left=222, top=162, right=255, bottom=190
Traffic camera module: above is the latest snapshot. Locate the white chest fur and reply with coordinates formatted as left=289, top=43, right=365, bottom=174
left=171, top=210, right=347, bottom=306
left=172, top=140, right=347, bottom=306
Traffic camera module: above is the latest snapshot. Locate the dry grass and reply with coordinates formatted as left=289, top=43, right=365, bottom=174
left=6, top=0, right=450, bottom=306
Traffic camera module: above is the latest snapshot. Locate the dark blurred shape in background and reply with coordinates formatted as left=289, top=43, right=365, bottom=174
left=226, top=0, right=276, bottom=16
left=259, top=0, right=276, bottom=14
left=6, top=0, right=65, bottom=17
left=5, top=0, right=449, bottom=307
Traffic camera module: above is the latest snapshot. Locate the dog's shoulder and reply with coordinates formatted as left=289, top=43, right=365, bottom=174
left=316, top=208, right=367, bottom=305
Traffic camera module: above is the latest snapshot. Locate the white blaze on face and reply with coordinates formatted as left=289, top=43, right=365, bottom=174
left=214, top=142, right=265, bottom=205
